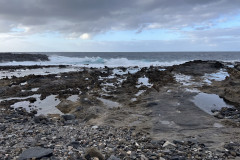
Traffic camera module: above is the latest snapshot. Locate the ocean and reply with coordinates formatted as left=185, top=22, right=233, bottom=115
left=1, top=52, right=240, bottom=67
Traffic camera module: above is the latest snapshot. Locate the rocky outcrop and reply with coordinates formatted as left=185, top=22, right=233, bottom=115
left=0, top=53, right=49, bottom=62
left=171, top=60, right=224, bottom=76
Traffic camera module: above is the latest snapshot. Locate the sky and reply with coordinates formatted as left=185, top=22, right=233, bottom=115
left=0, top=0, right=240, bottom=52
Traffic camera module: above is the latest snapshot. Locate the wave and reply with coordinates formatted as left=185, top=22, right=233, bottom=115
left=0, top=55, right=188, bottom=67
left=48, top=56, right=188, bottom=67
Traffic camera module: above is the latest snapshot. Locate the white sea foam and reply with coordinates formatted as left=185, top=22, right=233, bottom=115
left=0, top=67, right=79, bottom=79
left=0, top=55, right=187, bottom=67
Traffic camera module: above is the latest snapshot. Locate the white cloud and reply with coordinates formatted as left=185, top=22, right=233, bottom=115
left=80, top=33, right=90, bottom=40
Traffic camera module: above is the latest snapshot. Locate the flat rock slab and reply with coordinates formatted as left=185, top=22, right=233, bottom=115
left=18, top=147, right=53, bottom=160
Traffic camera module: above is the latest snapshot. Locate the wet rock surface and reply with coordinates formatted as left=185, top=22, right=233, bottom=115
left=0, top=60, right=240, bottom=159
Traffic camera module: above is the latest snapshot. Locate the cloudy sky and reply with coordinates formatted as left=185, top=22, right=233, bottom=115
left=0, top=0, right=240, bottom=52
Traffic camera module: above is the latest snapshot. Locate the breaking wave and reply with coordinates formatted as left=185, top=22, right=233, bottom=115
left=0, top=55, right=188, bottom=67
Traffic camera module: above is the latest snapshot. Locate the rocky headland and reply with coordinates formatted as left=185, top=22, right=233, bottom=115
left=0, top=53, right=49, bottom=62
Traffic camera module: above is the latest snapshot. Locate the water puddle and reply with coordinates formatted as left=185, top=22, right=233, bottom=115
left=97, top=97, right=121, bottom=108
left=67, top=95, right=79, bottom=102
left=185, top=88, right=200, bottom=93
left=136, top=76, right=153, bottom=88
left=192, top=92, right=233, bottom=114
left=131, top=98, right=137, bottom=102
left=20, top=82, right=28, bottom=86
left=174, top=74, right=196, bottom=86
left=203, top=69, right=229, bottom=84
left=0, top=67, right=79, bottom=79
left=213, top=122, right=224, bottom=128
left=0, top=94, right=40, bottom=102
left=113, top=69, right=128, bottom=75
left=11, top=95, right=62, bottom=116
left=160, top=120, right=171, bottom=125
left=135, top=90, right=145, bottom=96
left=31, top=88, right=39, bottom=92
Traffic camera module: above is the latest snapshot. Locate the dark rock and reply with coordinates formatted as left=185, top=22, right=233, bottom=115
left=107, top=155, right=121, bottom=160
left=173, top=140, right=184, bottom=145
left=146, top=102, right=158, bottom=107
left=33, top=115, right=49, bottom=124
left=214, top=113, right=224, bottom=119
left=84, top=148, right=104, bottom=160
left=64, top=120, right=75, bottom=125
left=61, top=114, right=76, bottom=121
left=18, top=147, right=53, bottom=160
left=0, top=53, right=49, bottom=62
left=68, top=141, right=80, bottom=149
left=30, top=110, right=37, bottom=115
left=170, top=156, right=185, bottom=160
left=29, top=97, right=37, bottom=103
left=0, top=125, right=6, bottom=131
left=230, top=151, right=237, bottom=157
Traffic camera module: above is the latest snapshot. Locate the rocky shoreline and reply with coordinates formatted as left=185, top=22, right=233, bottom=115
left=1, top=60, right=240, bottom=159
left=0, top=53, right=49, bottom=62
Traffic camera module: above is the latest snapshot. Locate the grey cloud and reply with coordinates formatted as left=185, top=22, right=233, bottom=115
left=0, top=0, right=240, bottom=37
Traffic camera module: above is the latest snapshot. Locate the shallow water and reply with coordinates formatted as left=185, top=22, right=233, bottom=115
left=2, top=52, right=240, bottom=67
left=0, top=67, right=79, bottom=79
left=174, top=74, right=195, bottom=86
left=136, top=76, right=153, bottom=88
left=97, top=97, right=121, bottom=108
left=192, top=93, right=233, bottom=114
left=135, top=90, right=145, bottom=96
left=203, top=69, right=229, bottom=84
left=67, top=95, right=79, bottom=102
left=11, top=95, right=62, bottom=116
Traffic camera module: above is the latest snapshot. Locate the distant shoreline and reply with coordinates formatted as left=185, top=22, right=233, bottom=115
left=0, top=53, right=49, bottom=63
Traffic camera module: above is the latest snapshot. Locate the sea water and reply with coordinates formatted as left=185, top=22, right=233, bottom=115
left=1, top=52, right=240, bottom=67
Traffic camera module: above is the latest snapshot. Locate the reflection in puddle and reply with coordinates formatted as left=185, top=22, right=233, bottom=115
left=31, top=88, right=39, bottom=92
left=97, top=97, right=121, bottom=108
left=160, top=120, right=170, bottom=125
left=67, top=95, right=79, bottom=102
left=203, top=69, right=229, bottom=84
left=11, top=95, right=62, bottom=116
left=136, top=76, right=153, bottom=88
left=135, top=90, right=145, bottom=96
left=192, top=93, right=233, bottom=114
left=0, top=67, right=79, bottom=79
left=131, top=98, right=137, bottom=102
left=174, top=74, right=197, bottom=86
left=213, top=123, right=224, bottom=128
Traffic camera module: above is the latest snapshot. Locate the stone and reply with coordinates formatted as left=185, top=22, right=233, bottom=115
left=84, top=148, right=104, bottom=160
left=68, top=141, right=80, bottom=149
left=140, top=154, right=148, bottom=160
left=173, top=140, right=184, bottom=145
left=230, top=151, right=237, bottom=157
left=18, top=147, right=53, bottom=160
left=146, top=102, right=158, bottom=107
left=0, top=125, right=6, bottom=131
left=107, top=155, right=121, bottom=160
left=127, top=151, right=132, bottom=155
left=162, top=141, right=176, bottom=148
left=92, top=125, right=98, bottom=129
left=170, top=156, right=185, bottom=160
left=62, top=114, right=75, bottom=121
